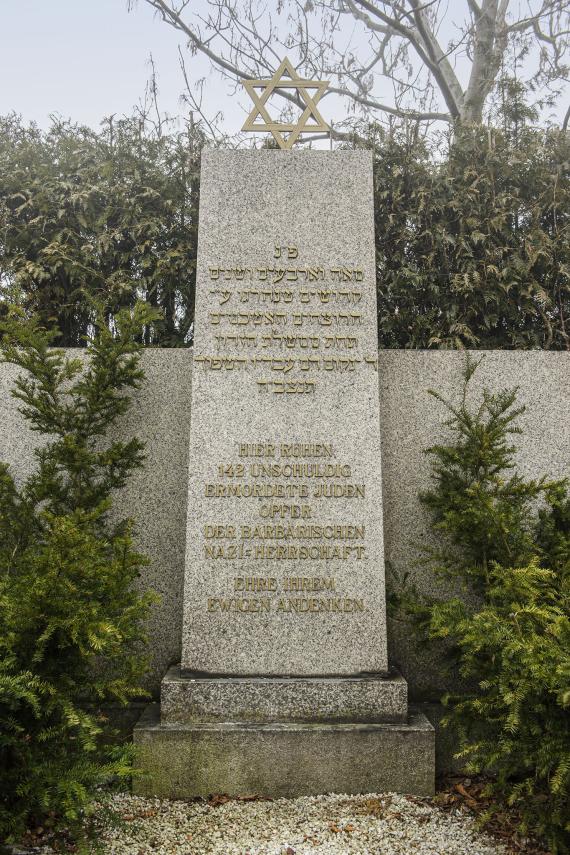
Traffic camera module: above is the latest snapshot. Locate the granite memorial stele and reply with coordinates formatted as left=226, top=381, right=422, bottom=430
left=134, top=60, right=435, bottom=797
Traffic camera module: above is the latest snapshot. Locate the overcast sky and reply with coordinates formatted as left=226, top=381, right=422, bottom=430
left=0, top=0, right=240, bottom=131
left=1, top=1, right=567, bottom=136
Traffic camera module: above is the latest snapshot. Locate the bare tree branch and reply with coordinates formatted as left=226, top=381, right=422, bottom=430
left=325, top=83, right=451, bottom=121
left=132, top=0, right=570, bottom=139
left=406, top=0, right=464, bottom=117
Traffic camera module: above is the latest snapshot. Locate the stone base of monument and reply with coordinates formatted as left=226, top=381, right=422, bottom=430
left=133, top=667, right=435, bottom=798
left=132, top=150, right=436, bottom=800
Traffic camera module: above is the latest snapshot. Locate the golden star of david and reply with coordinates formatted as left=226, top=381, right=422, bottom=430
left=242, top=58, right=330, bottom=149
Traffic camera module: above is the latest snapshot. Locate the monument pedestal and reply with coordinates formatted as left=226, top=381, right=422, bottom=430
left=134, top=150, right=435, bottom=797
left=134, top=670, right=434, bottom=797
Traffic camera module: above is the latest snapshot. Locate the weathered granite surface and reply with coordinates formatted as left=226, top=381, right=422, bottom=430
left=181, top=150, right=388, bottom=676
left=0, top=350, right=568, bottom=698
left=0, top=350, right=191, bottom=692
left=134, top=150, right=431, bottom=797
left=161, top=665, right=407, bottom=723
left=379, top=350, right=570, bottom=697
left=134, top=704, right=435, bottom=797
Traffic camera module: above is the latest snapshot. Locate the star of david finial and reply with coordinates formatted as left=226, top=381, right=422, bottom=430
left=242, top=58, right=330, bottom=149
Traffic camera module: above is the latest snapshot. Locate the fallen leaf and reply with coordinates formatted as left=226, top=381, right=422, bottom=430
left=208, top=793, right=231, bottom=807
left=454, top=782, right=473, bottom=800
left=453, top=782, right=478, bottom=809
left=353, top=796, right=391, bottom=816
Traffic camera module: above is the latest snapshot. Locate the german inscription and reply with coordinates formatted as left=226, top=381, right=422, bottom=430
left=181, top=150, right=388, bottom=676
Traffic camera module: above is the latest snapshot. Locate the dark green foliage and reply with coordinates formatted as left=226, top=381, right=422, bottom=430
left=372, top=122, right=570, bottom=350
left=0, top=114, right=201, bottom=346
left=418, top=358, right=570, bottom=851
left=0, top=302, right=159, bottom=842
left=2, top=111, right=569, bottom=352
left=420, top=357, right=551, bottom=588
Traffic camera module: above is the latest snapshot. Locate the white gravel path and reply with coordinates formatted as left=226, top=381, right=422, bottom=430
left=74, top=791, right=508, bottom=855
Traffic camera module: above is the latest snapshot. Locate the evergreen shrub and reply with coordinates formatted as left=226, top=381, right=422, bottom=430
left=0, top=114, right=200, bottom=346
left=416, top=358, right=570, bottom=851
left=412, top=360, right=570, bottom=852
left=373, top=122, right=570, bottom=350
left=0, top=302, right=158, bottom=842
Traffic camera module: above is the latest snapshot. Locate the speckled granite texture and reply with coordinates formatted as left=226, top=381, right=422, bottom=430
left=181, top=150, right=388, bottom=676
left=378, top=350, right=570, bottom=697
left=0, top=349, right=191, bottom=693
left=0, top=349, right=568, bottom=695
left=134, top=704, right=435, bottom=797
left=0, top=349, right=567, bottom=695
left=160, top=665, right=408, bottom=723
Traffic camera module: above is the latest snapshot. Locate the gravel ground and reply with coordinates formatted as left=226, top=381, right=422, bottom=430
left=52, top=791, right=509, bottom=855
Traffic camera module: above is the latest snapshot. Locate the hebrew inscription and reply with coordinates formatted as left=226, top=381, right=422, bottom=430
left=181, top=149, right=388, bottom=675
left=195, top=245, right=378, bottom=393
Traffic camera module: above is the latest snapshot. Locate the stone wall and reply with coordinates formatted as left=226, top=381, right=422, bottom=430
left=379, top=351, right=569, bottom=697
left=0, top=350, right=192, bottom=693
left=0, top=349, right=567, bottom=699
